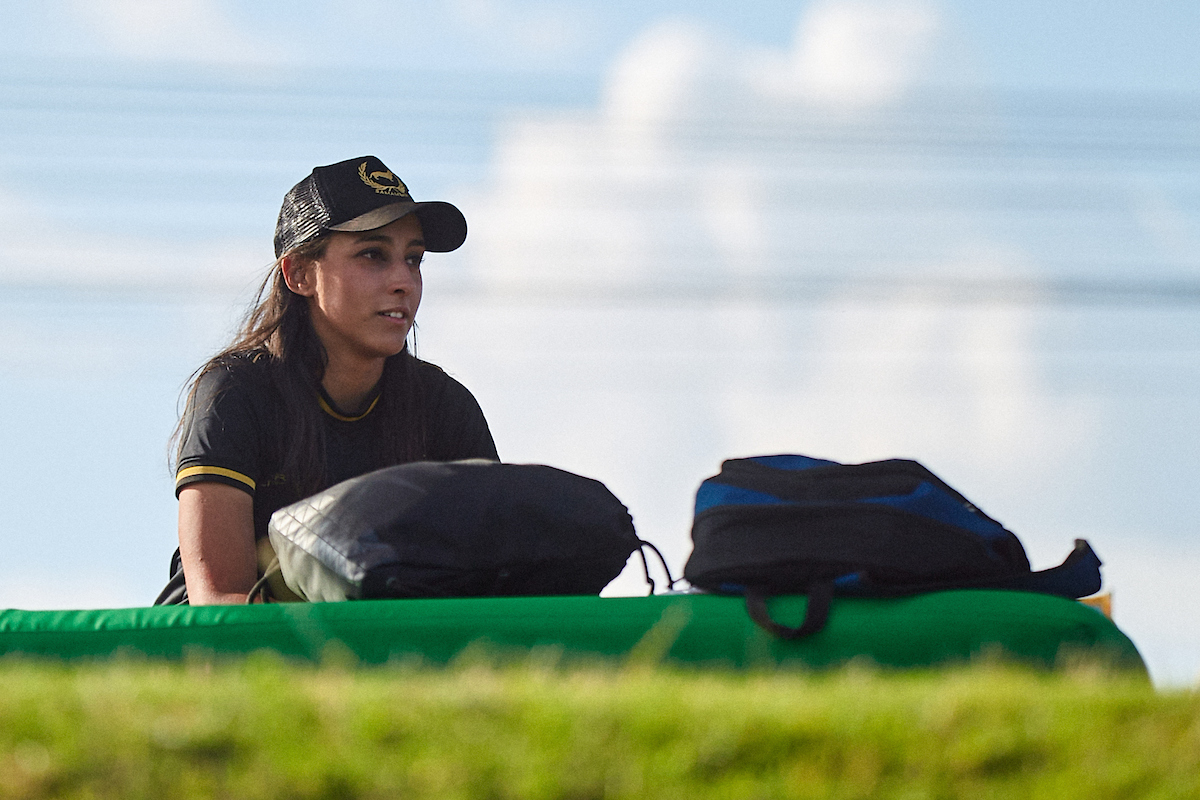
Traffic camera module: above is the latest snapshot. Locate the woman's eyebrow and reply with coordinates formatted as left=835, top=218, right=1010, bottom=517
left=354, top=233, right=426, bottom=248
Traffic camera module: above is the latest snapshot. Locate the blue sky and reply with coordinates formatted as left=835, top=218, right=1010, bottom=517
left=5, top=0, right=1200, bottom=89
left=0, top=1, right=1198, bottom=685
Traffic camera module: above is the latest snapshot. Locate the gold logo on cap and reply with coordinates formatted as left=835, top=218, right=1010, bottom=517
left=358, top=162, right=409, bottom=197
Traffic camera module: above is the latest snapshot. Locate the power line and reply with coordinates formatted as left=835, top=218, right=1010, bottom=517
left=430, top=275, right=1200, bottom=307
left=6, top=274, right=1200, bottom=308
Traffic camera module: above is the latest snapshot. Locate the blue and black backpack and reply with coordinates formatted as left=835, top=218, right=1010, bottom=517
left=683, top=455, right=1103, bottom=638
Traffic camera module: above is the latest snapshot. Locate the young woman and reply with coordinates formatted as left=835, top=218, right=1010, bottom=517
left=156, top=156, right=498, bottom=605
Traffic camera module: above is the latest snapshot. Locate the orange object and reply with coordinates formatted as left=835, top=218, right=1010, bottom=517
left=1079, top=592, right=1113, bottom=619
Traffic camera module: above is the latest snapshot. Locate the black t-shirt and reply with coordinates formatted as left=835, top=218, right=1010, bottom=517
left=175, top=353, right=498, bottom=541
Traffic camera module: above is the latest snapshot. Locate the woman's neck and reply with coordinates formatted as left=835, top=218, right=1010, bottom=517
left=321, top=357, right=386, bottom=414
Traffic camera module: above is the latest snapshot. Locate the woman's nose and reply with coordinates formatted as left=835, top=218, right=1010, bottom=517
left=390, top=264, right=419, bottom=293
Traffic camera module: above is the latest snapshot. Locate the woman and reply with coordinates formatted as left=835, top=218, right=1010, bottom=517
left=156, top=156, right=498, bottom=605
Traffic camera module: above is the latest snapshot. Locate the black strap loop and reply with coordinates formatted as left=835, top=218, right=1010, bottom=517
left=634, top=540, right=677, bottom=596
left=745, top=581, right=834, bottom=639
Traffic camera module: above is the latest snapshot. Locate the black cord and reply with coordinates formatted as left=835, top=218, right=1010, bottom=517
left=636, top=540, right=677, bottom=595
left=636, top=547, right=656, bottom=596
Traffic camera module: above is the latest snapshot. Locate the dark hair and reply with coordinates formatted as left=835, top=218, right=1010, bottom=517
left=172, top=236, right=427, bottom=497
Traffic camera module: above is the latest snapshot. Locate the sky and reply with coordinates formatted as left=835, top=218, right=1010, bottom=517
left=4, top=1, right=1200, bottom=90
left=0, top=0, right=1198, bottom=685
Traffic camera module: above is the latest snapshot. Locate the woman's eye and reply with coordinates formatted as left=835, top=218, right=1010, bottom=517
left=406, top=252, right=425, bottom=268
left=358, top=248, right=386, bottom=261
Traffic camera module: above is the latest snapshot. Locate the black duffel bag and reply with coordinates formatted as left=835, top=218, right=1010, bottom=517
left=266, top=459, right=647, bottom=602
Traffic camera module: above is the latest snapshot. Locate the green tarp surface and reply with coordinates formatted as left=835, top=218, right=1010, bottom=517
left=0, top=591, right=1144, bottom=671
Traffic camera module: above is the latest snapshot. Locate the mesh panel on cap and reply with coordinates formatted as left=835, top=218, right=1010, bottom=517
left=274, top=175, right=333, bottom=257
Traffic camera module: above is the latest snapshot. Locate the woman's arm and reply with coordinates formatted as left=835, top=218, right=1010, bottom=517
left=178, top=482, right=259, bottom=605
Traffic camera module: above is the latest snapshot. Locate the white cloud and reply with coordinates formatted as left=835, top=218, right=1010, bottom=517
left=464, top=2, right=954, bottom=288
left=66, top=0, right=284, bottom=64
left=602, top=20, right=714, bottom=133
left=598, top=2, right=943, bottom=125
left=755, top=0, right=941, bottom=107
left=715, top=294, right=1098, bottom=472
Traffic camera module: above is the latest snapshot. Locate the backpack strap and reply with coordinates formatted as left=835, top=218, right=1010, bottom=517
left=745, top=581, right=835, bottom=639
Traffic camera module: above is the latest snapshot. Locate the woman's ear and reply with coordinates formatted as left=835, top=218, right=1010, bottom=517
left=281, top=254, right=316, bottom=297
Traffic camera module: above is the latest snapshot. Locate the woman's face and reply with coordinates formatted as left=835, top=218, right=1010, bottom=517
left=288, top=213, right=425, bottom=368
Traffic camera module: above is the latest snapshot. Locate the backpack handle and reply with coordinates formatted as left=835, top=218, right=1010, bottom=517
left=745, top=581, right=834, bottom=639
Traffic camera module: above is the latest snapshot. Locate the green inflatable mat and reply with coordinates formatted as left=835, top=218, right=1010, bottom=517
left=0, top=590, right=1144, bottom=671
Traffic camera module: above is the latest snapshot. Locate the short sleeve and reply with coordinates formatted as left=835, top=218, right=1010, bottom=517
left=175, top=362, right=269, bottom=497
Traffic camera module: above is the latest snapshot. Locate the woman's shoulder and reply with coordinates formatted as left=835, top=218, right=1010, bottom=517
left=407, top=355, right=475, bottom=397
left=403, top=354, right=489, bottom=421
left=408, top=354, right=446, bottom=380
left=191, top=350, right=277, bottom=406
left=199, top=350, right=273, bottom=380
left=403, top=355, right=497, bottom=460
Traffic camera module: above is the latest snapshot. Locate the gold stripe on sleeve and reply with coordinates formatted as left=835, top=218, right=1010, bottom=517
left=175, top=466, right=256, bottom=491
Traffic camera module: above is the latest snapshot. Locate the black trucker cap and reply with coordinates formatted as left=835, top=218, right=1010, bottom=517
left=273, top=156, right=468, bottom=258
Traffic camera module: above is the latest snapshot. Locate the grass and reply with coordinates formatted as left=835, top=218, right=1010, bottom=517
left=0, top=652, right=1195, bottom=800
